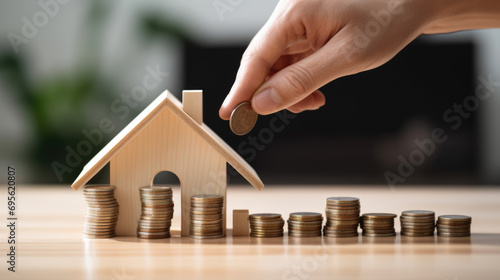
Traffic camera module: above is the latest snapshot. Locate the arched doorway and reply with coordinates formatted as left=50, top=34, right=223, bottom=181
left=150, top=170, right=181, bottom=234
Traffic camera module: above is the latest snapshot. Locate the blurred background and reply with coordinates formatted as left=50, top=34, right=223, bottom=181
left=0, top=0, right=499, bottom=186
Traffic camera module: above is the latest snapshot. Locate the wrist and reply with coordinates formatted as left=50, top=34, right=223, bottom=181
left=419, top=0, right=500, bottom=34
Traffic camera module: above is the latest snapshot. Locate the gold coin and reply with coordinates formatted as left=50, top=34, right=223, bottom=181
left=327, top=197, right=359, bottom=203
left=362, top=232, right=396, bottom=237
left=360, top=219, right=393, bottom=224
left=437, top=232, right=470, bottom=237
left=401, top=210, right=435, bottom=217
left=401, top=232, right=434, bottom=237
left=190, top=234, right=224, bottom=239
left=401, top=226, right=435, bottom=232
left=436, top=227, right=470, bottom=233
left=229, top=101, right=258, bottom=136
left=137, top=232, right=170, bottom=239
left=190, top=219, right=223, bottom=225
left=191, top=194, right=224, bottom=201
left=287, top=220, right=323, bottom=225
left=249, top=213, right=282, bottom=220
left=438, top=215, right=471, bottom=223
left=323, top=232, right=358, bottom=238
left=250, top=227, right=284, bottom=232
left=400, top=216, right=435, bottom=222
left=289, top=212, right=323, bottom=221
left=288, top=232, right=322, bottom=237
left=190, top=215, right=223, bottom=221
left=190, top=200, right=224, bottom=205
left=190, top=210, right=222, bottom=215
left=362, top=213, right=397, bottom=219
left=250, top=233, right=284, bottom=238
left=362, top=228, right=396, bottom=234
left=140, top=186, right=172, bottom=191
left=436, top=224, right=470, bottom=230
left=83, top=185, right=116, bottom=192
left=400, top=220, right=435, bottom=225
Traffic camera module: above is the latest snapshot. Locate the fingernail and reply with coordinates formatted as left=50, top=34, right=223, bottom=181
left=252, top=88, right=281, bottom=114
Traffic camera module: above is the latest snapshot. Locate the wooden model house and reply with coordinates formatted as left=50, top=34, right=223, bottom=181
left=71, top=90, right=264, bottom=236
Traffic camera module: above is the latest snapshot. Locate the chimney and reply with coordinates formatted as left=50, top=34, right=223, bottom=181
left=182, top=90, right=203, bottom=125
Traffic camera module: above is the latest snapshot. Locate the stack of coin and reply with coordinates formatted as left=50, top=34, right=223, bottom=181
left=137, top=186, right=174, bottom=239
left=400, top=210, right=435, bottom=237
left=249, top=213, right=285, bottom=238
left=190, top=194, right=224, bottom=239
left=361, top=213, right=397, bottom=237
left=437, top=215, right=471, bottom=237
left=83, top=185, right=119, bottom=239
left=323, top=197, right=360, bottom=238
left=288, top=212, right=323, bottom=237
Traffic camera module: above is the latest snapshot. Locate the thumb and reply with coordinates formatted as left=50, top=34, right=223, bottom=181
left=251, top=30, right=353, bottom=115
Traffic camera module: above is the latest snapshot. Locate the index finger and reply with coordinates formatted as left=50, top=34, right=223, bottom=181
left=219, top=9, right=302, bottom=120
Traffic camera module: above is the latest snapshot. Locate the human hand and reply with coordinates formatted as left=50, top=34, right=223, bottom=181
left=219, top=0, right=500, bottom=119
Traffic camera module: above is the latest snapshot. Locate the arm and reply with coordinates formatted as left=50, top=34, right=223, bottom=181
left=219, top=0, right=500, bottom=119
left=425, top=0, right=500, bottom=34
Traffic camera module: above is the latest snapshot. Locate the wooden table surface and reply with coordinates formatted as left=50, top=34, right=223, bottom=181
left=1, top=185, right=500, bottom=280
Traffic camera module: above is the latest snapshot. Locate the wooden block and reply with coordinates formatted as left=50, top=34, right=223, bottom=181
left=182, top=90, right=203, bottom=125
left=233, top=209, right=249, bottom=236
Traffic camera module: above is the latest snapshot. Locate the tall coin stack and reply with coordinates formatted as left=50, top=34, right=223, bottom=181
left=190, top=194, right=224, bottom=239
left=437, top=215, right=471, bottom=237
left=83, top=185, right=119, bottom=239
left=137, top=186, right=174, bottom=239
left=287, top=212, right=323, bottom=237
left=249, top=213, right=285, bottom=238
left=361, top=213, right=397, bottom=237
left=400, top=210, right=435, bottom=237
left=323, top=197, right=360, bottom=238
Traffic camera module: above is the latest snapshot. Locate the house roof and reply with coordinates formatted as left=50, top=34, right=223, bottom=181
left=71, top=90, right=264, bottom=191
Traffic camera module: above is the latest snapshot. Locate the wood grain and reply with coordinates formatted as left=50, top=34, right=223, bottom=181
left=182, top=89, right=203, bottom=125
left=71, top=90, right=264, bottom=193
left=71, top=90, right=265, bottom=236
left=232, top=209, right=250, bottom=236
left=1, top=185, right=499, bottom=280
left=110, top=107, right=227, bottom=236
left=164, top=92, right=264, bottom=191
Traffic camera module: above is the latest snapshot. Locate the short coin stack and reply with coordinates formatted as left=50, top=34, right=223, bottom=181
left=400, top=210, right=435, bottom=237
left=361, top=213, right=397, bottom=237
left=137, top=186, right=174, bottom=239
left=437, top=215, right=471, bottom=237
left=249, top=213, right=285, bottom=238
left=190, top=194, right=224, bottom=239
left=83, top=185, right=119, bottom=239
left=287, top=212, right=323, bottom=237
left=323, top=197, right=360, bottom=238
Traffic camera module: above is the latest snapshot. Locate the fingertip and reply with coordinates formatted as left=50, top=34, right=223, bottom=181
left=219, top=96, right=232, bottom=120
left=313, top=90, right=326, bottom=107
left=219, top=107, right=230, bottom=120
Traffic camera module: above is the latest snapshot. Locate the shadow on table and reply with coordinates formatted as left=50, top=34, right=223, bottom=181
left=109, top=231, right=500, bottom=247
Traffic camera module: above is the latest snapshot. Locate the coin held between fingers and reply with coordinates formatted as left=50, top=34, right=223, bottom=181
left=229, top=101, right=258, bottom=136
